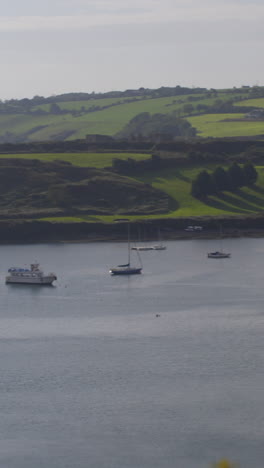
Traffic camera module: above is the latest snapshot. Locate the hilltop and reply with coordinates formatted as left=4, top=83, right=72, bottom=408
left=0, top=84, right=263, bottom=143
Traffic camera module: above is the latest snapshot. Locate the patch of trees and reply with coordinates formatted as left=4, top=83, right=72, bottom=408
left=191, top=163, right=258, bottom=198
left=195, top=100, right=257, bottom=115
left=116, top=112, right=197, bottom=140
left=0, top=136, right=263, bottom=158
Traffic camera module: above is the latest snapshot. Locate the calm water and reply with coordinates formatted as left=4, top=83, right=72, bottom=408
left=0, top=237, right=264, bottom=468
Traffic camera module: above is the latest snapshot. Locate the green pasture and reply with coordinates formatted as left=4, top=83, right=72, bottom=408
left=235, top=98, right=264, bottom=109
left=0, top=90, right=255, bottom=141
left=33, top=90, right=249, bottom=114
left=187, top=114, right=264, bottom=137
left=0, top=152, right=150, bottom=168
left=33, top=96, right=143, bottom=112
left=0, top=97, right=186, bottom=141
left=39, top=164, right=264, bottom=223
left=0, top=98, right=186, bottom=140
left=143, top=165, right=264, bottom=217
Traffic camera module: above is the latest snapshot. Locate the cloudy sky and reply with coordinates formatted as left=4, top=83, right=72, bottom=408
left=1, top=0, right=263, bottom=99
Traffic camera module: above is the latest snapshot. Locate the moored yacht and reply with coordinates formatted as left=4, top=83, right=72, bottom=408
left=6, top=263, right=57, bottom=285
left=207, top=251, right=231, bottom=259
left=208, top=225, right=231, bottom=259
left=109, top=263, right=142, bottom=275
left=110, top=222, right=142, bottom=275
left=131, top=245, right=153, bottom=251
left=151, top=243, right=166, bottom=251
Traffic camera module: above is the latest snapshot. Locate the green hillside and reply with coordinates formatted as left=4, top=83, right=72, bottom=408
left=39, top=163, right=264, bottom=224
left=136, top=165, right=264, bottom=218
left=187, top=114, right=264, bottom=138
left=0, top=148, right=264, bottom=223
left=235, top=98, right=264, bottom=108
left=0, top=158, right=169, bottom=218
left=1, top=85, right=264, bottom=142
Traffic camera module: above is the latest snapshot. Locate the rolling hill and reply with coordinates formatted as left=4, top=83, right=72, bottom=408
left=0, top=85, right=264, bottom=143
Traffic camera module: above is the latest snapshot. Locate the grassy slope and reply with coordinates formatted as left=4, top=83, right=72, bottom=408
left=235, top=98, right=264, bottom=108
left=34, top=97, right=142, bottom=112
left=141, top=166, right=264, bottom=217
left=2, top=90, right=263, bottom=141
left=0, top=152, right=151, bottom=168
left=187, top=114, right=264, bottom=138
left=1, top=151, right=264, bottom=222
left=39, top=162, right=264, bottom=223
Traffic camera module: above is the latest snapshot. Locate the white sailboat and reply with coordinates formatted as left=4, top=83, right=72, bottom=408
left=131, top=227, right=167, bottom=251
left=207, top=226, right=231, bottom=259
left=151, top=228, right=167, bottom=250
left=110, top=223, right=142, bottom=275
left=131, top=225, right=153, bottom=251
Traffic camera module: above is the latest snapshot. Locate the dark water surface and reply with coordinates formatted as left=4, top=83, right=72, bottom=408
left=0, top=238, right=264, bottom=468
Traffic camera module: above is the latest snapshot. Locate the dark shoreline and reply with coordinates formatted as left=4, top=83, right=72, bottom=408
left=1, top=216, right=264, bottom=244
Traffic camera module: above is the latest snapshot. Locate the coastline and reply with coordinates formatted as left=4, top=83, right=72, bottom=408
left=1, top=217, right=264, bottom=244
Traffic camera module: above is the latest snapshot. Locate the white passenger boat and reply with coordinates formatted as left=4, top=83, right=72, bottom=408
left=6, top=263, right=57, bottom=285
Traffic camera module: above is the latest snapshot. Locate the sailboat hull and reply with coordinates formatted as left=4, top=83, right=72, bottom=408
left=207, top=252, right=231, bottom=258
left=152, top=244, right=166, bottom=250
left=109, top=267, right=142, bottom=275
left=131, top=246, right=153, bottom=251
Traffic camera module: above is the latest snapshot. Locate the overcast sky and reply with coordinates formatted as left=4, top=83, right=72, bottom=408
left=1, top=0, right=263, bottom=99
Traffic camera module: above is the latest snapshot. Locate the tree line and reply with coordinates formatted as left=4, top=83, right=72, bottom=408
left=191, top=162, right=258, bottom=198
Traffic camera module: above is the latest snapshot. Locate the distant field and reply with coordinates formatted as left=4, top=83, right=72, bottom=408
left=0, top=152, right=151, bottom=168
left=0, top=90, right=258, bottom=142
left=39, top=164, right=264, bottom=223
left=33, top=96, right=143, bottom=112
left=235, top=98, right=264, bottom=109
left=187, top=114, right=264, bottom=138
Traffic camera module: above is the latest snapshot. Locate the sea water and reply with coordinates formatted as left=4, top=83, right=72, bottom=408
left=0, top=238, right=263, bottom=468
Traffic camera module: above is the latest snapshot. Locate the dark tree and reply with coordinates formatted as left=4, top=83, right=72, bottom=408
left=191, top=170, right=214, bottom=198
left=49, top=102, right=62, bottom=114
left=212, top=167, right=230, bottom=192
left=243, top=162, right=258, bottom=186
left=182, top=104, right=194, bottom=114
left=227, top=163, right=245, bottom=189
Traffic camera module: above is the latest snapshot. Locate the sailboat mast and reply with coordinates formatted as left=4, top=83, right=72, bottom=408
left=219, top=224, right=223, bottom=253
left=128, top=222, right=130, bottom=266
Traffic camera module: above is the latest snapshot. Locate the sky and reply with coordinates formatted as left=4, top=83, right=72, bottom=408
left=0, top=0, right=264, bottom=99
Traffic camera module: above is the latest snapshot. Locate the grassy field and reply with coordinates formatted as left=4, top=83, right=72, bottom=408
left=142, top=165, right=264, bottom=217
left=187, top=114, right=264, bottom=138
left=34, top=96, right=143, bottom=112
left=0, top=152, right=151, bottom=168
left=3, top=150, right=262, bottom=222
left=235, top=98, right=264, bottom=109
left=39, top=164, right=264, bottom=223
left=1, top=90, right=261, bottom=142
